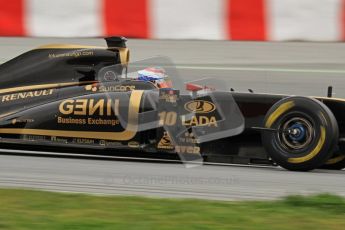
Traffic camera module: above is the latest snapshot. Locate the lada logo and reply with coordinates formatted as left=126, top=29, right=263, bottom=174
left=184, top=100, right=216, bottom=114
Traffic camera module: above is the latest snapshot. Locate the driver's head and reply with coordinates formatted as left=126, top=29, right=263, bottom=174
left=138, top=67, right=172, bottom=88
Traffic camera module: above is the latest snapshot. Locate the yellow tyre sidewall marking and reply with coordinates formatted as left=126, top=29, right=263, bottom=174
left=265, top=101, right=294, bottom=128
left=325, top=154, right=345, bottom=165
left=288, top=126, right=326, bottom=164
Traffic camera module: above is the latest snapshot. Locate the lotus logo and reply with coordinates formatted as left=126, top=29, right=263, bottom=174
left=184, top=100, right=216, bottom=113
left=104, top=71, right=118, bottom=81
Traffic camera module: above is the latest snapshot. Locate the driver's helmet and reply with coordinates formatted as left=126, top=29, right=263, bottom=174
left=138, top=67, right=172, bottom=88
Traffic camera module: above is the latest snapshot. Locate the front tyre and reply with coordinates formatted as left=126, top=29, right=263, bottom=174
left=262, top=96, right=338, bottom=171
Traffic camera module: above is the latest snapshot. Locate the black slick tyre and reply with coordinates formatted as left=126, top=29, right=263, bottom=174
left=262, top=96, right=338, bottom=171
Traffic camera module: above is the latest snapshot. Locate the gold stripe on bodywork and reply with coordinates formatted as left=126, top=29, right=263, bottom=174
left=0, top=81, right=97, bottom=95
left=288, top=126, right=326, bottom=164
left=117, top=47, right=130, bottom=64
left=0, top=90, right=144, bottom=141
left=315, top=96, right=345, bottom=102
left=325, top=154, right=345, bottom=165
left=265, top=101, right=294, bottom=128
left=0, top=111, right=17, bottom=119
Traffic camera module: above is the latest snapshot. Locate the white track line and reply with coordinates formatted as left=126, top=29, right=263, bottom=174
left=1, top=61, right=344, bottom=73
left=175, top=65, right=345, bottom=74
left=0, top=148, right=277, bottom=169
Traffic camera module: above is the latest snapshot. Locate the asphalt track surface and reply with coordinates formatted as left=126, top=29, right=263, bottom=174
left=1, top=37, right=345, bottom=200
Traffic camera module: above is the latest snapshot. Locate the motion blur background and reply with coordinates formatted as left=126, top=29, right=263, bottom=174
left=1, top=0, right=345, bottom=205
left=0, top=0, right=344, bottom=41
left=2, top=0, right=345, bottom=97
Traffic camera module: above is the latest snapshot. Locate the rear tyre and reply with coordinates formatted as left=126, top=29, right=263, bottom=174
left=320, top=147, right=345, bottom=170
left=262, top=96, right=338, bottom=171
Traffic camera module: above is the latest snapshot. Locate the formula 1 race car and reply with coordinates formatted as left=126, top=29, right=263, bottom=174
left=0, top=37, right=344, bottom=171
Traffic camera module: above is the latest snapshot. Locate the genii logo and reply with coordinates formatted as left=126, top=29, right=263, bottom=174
left=184, top=100, right=216, bottom=114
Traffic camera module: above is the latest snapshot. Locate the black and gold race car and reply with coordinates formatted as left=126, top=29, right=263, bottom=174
left=0, top=37, right=344, bottom=171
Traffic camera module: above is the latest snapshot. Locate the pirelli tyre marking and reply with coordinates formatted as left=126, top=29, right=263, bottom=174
left=265, top=101, right=294, bottom=128
left=287, top=126, right=326, bottom=164
left=325, top=154, right=345, bottom=165
left=0, top=90, right=144, bottom=141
